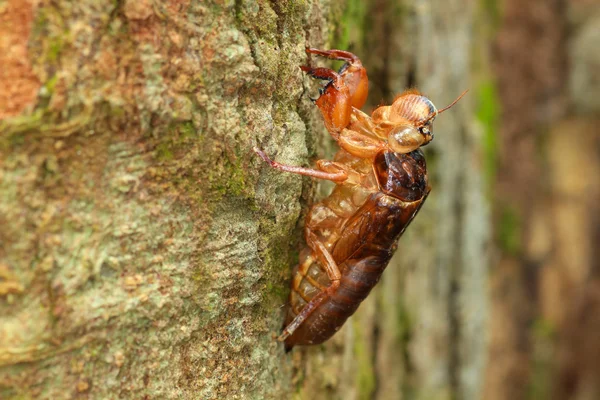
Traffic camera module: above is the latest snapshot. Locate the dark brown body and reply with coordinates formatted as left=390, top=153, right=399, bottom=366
left=284, top=149, right=429, bottom=347
left=254, top=48, right=463, bottom=349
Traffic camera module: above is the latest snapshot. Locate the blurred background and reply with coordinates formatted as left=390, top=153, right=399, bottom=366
left=298, top=0, right=600, bottom=399
left=481, top=1, right=600, bottom=399
left=0, top=0, right=598, bottom=399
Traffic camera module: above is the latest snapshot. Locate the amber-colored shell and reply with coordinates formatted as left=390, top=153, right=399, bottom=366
left=259, top=48, right=463, bottom=349
left=284, top=150, right=429, bottom=348
left=391, top=94, right=437, bottom=124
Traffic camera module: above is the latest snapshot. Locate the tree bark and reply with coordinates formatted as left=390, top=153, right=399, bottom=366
left=0, top=1, right=490, bottom=399
left=0, top=0, right=341, bottom=398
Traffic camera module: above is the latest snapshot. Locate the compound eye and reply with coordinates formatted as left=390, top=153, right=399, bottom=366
left=418, top=124, right=434, bottom=143
left=388, top=125, right=423, bottom=153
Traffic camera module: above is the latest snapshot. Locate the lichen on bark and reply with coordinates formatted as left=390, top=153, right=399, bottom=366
left=0, top=0, right=343, bottom=398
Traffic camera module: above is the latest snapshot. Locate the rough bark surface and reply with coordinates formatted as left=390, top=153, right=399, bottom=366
left=0, top=0, right=344, bottom=398
left=0, top=1, right=490, bottom=399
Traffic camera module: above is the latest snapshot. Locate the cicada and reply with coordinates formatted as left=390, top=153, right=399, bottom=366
left=255, top=48, right=465, bottom=349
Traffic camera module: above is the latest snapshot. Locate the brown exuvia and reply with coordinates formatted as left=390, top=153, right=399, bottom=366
left=255, top=48, right=466, bottom=350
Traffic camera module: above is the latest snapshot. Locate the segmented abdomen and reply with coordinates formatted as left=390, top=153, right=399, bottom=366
left=284, top=191, right=427, bottom=347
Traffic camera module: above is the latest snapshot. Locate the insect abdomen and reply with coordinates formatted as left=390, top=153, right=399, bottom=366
left=284, top=191, right=427, bottom=347
left=285, top=256, right=388, bottom=346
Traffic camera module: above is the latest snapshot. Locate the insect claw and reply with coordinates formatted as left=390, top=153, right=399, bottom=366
left=253, top=146, right=274, bottom=165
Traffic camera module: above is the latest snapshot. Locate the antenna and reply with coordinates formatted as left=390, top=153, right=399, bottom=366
left=438, top=89, right=469, bottom=114
left=419, top=89, right=469, bottom=126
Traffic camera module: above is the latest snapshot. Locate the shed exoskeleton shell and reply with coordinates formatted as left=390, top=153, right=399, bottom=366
left=254, top=48, right=465, bottom=349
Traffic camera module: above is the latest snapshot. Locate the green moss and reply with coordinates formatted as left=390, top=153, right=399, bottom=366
left=207, top=155, right=253, bottom=201
left=45, top=75, right=59, bottom=94
left=156, top=142, right=174, bottom=161
left=353, top=319, right=376, bottom=400
left=0, top=111, right=45, bottom=152
left=0, top=392, right=33, bottom=400
left=263, top=230, right=298, bottom=273
left=532, top=318, right=556, bottom=340
left=331, top=0, right=367, bottom=50
left=284, top=0, right=308, bottom=15
left=31, top=8, right=49, bottom=36
left=0, top=131, right=25, bottom=153
left=227, top=165, right=247, bottom=196
left=108, top=102, right=125, bottom=117
left=527, top=318, right=556, bottom=400
left=476, top=79, right=500, bottom=186
left=153, top=121, right=200, bottom=162
left=498, top=204, right=521, bottom=255
left=265, top=281, right=288, bottom=303
left=47, top=36, right=64, bottom=62
left=481, top=0, right=502, bottom=30
left=179, top=121, right=196, bottom=139
left=234, top=0, right=278, bottom=48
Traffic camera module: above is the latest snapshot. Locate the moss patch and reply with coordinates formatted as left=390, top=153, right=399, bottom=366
left=498, top=203, right=522, bottom=255
left=353, top=319, right=376, bottom=400
left=527, top=318, right=556, bottom=400
left=476, top=79, right=500, bottom=186
left=481, top=0, right=502, bottom=30
left=331, top=0, right=367, bottom=50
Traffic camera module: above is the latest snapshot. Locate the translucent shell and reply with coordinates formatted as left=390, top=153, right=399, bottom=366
left=388, top=125, right=424, bottom=153
left=390, top=94, right=437, bottom=125
left=370, top=93, right=437, bottom=132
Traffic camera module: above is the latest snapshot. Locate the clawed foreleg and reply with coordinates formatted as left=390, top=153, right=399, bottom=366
left=301, top=47, right=369, bottom=138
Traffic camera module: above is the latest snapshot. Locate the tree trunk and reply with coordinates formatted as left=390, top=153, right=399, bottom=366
left=485, top=1, right=600, bottom=400
left=0, top=1, right=490, bottom=399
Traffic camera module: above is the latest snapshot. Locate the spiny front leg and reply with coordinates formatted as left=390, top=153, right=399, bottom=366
left=306, top=48, right=369, bottom=109
left=301, top=66, right=351, bottom=139
left=302, top=48, right=369, bottom=139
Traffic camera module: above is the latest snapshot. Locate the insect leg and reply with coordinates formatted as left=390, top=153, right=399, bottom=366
left=278, top=231, right=342, bottom=341
left=301, top=66, right=351, bottom=139
left=305, top=47, right=369, bottom=110
left=337, top=128, right=385, bottom=159
left=306, top=231, right=342, bottom=282
left=306, top=48, right=361, bottom=63
left=350, top=107, right=387, bottom=139
left=253, top=147, right=348, bottom=183
left=279, top=290, right=329, bottom=342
